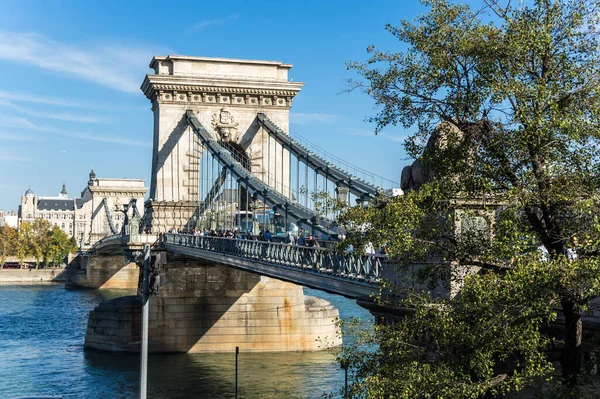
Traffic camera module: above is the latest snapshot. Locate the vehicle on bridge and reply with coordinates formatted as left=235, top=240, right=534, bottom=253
left=227, top=210, right=299, bottom=238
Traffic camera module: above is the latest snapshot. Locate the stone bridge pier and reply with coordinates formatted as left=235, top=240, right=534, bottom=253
left=84, top=254, right=341, bottom=352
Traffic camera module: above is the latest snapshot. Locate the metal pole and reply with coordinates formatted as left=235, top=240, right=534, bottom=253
left=235, top=346, right=239, bottom=399
left=325, top=173, right=328, bottom=218
left=264, top=192, right=268, bottom=234
left=229, top=171, right=234, bottom=231
left=237, top=181, right=241, bottom=232
left=341, top=359, right=349, bottom=399
left=345, top=366, right=348, bottom=399
left=268, top=133, right=272, bottom=188
left=139, top=244, right=150, bottom=399
left=284, top=204, right=288, bottom=235
left=304, top=162, right=308, bottom=207
left=284, top=145, right=287, bottom=195
left=218, top=162, right=222, bottom=231
left=296, top=156, right=300, bottom=202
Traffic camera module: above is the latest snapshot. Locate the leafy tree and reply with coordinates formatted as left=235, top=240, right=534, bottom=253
left=0, top=225, right=17, bottom=268
left=69, top=235, right=78, bottom=252
left=338, top=257, right=589, bottom=398
left=44, top=225, right=74, bottom=266
left=341, top=0, right=600, bottom=394
left=13, top=223, right=30, bottom=267
left=31, top=218, right=51, bottom=267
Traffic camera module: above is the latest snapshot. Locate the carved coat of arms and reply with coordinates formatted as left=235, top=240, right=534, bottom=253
left=212, top=107, right=239, bottom=142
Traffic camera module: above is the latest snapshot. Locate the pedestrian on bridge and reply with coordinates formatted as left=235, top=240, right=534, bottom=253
left=296, top=233, right=306, bottom=247
left=307, top=235, right=319, bottom=248
left=264, top=230, right=273, bottom=242
left=284, top=231, right=295, bottom=245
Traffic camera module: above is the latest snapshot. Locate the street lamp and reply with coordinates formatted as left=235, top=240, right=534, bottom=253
left=340, top=358, right=350, bottom=398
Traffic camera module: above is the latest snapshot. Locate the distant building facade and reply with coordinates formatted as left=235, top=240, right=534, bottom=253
left=0, top=210, right=18, bottom=228
left=18, top=170, right=147, bottom=248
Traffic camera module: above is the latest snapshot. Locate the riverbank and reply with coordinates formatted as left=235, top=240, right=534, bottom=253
left=0, top=268, right=67, bottom=284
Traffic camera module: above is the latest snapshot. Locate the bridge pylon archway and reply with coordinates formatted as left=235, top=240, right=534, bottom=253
left=141, top=56, right=303, bottom=233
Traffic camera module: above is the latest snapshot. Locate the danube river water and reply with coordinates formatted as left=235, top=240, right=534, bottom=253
left=0, top=284, right=371, bottom=399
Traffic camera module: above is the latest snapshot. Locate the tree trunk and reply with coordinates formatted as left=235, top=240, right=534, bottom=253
left=561, top=298, right=583, bottom=383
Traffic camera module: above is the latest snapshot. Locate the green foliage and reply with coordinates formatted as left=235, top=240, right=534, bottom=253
left=0, top=220, right=77, bottom=267
left=339, top=0, right=600, bottom=395
left=338, top=256, right=600, bottom=398
left=340, top=258, right=567, bottom=398
left=44, top=225, right=74, bottom=266
left=0, top=225, right=17, bottom=268
left=299, top=186, right=348, bottom=219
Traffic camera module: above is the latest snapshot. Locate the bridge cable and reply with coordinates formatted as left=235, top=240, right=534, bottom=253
left=185, top=110, right=341, bottom=237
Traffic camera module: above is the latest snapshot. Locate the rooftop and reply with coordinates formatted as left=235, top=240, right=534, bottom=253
left=37, top=198, right=82, bottom=211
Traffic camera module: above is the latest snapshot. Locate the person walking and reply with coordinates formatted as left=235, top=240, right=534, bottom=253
left=284, top=231, right=295, bottom=245
left=264, top=229, right=273, bottom=242
left=306, top=234, right=320, bottom=269
left=296, top=233, right=306, bottom=247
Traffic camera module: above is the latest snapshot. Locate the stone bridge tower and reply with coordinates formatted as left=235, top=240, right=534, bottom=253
left=141, top=56, right=303, bottom=233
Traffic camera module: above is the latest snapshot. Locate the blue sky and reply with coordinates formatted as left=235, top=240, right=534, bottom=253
left=0, top=0, right=482, bottom=210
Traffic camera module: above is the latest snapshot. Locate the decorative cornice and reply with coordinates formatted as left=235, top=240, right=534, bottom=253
left=151, top=88, right=295, bottom=109
left=88, top=186, right=147, bottom=196
left=140, top=74, right=303, bottom=109
left=153, top=85, right=299, bottom=96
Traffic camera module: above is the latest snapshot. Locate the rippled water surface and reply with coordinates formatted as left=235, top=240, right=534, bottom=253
left=0, top=284, right=371, bottom=398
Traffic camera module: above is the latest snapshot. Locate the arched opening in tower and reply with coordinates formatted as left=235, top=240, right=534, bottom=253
left=221, top=141, right=251, bottom=211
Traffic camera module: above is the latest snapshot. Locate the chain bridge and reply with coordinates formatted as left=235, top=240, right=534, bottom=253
left=80, top=56, right=399, bottom=354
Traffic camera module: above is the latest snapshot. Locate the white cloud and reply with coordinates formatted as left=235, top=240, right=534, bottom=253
left=0, top=90, right=96, bottom=108
left=0, top=183, right=24, bottom=189
left=290, top=113, right=339, bottom=125
left=189, top=14, right=239, bottom=32
left=0, top=114, right=150, bottom=147
left=55, top=130, right=151, bottom=147
left=0, top=91, right=146, bottom=112
left=0, top=99, right=105, bottom=124
left=344, top=127, right=408, bottom=143
left=0, top=32, right=164, bottom=94
left=0, top=153, right=33, bottom=163
left=379, top=133, right=408, bottom=143
left=0, top=132, right=35, bottom=141
left=0, top=115, right=41, bottom=130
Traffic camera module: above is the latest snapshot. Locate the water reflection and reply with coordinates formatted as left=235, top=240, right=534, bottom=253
left=84, top=349, right=342, bottom=399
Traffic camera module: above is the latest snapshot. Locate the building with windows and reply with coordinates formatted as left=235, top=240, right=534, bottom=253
left=18, top=170, right=147, bottom=248
left=0, top=210, right=18, bottom=228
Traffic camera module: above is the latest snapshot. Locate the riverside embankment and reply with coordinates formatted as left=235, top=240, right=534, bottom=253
left=0, top=268, right=67, bottom=284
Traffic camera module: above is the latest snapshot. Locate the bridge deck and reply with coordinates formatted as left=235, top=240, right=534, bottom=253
left=163, top=233, right=382, bottom=298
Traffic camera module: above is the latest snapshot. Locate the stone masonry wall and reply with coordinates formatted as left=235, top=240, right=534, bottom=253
left=66, top=254, right=139, bottom=289
left=0, top=269, right=66, bottom=284
left=85, top=261, right=341, bottom=353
